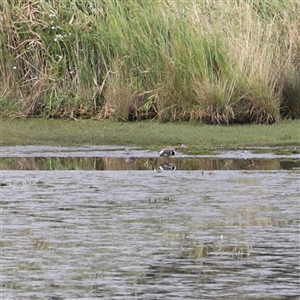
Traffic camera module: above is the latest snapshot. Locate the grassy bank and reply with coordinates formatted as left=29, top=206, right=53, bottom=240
left=1, top=0, right=300, bottom=123
left=1, top=118, right=299, bottom=153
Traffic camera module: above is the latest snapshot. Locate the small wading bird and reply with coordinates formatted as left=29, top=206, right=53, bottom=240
left=158, top=148, right=176, bottom=158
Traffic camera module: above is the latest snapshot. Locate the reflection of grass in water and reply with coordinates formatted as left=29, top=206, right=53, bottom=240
left=19, top=228, right=34, bottom=236
left=227, top=178, right=261, bottom=185
left=193, top=246, right=209, bottom=258
left=0, top=157, right=104, bottom=171
left=162, top=229, right=252, bottom=261
left=228, top=188, right=262, bottom=195
left=4, top=156, right=294, bottom=171
left=190, top=212, right=294, bottom=228
left=202, top=194, right=212, bottom=201
left=221, top=205, right=294, bottom=227
left=18, top=262, right=41, bottom=271
left=35, top=240, right=50, bottom=250
left=0, top=157, right=160, bottom=171
left=72, top=270, right=110, bottom=281
left=35, top=180, right=53, bottom=188
left=289, top=169, right=300, bottom=174
left=1, top=281, right=21, bottom=290
left=148, top=196, right=174, bottom=203
left=0, top=240, right=10, bottom=247
left=221, top=217, right=294, bottom=227
left=163, top=231, right=187, bottom=241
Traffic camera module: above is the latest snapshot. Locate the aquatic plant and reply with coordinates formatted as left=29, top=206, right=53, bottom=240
left=0, top=0, right=299, bottom=123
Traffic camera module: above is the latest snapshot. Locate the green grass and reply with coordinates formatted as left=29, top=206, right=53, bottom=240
left=0, top=0, right=299, bottom=123
left=1, top=118, right=299, bottom=152
left=251, top=148, right=300, bottom=155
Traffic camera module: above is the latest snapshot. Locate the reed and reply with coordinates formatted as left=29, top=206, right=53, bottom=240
left=1, top=0, right=299, bottom=123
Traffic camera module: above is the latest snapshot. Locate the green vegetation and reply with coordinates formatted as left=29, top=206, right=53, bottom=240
left=1, top=0, right=299, bottom=123
left=1, top=118, right=299, bottom=151
left=251, top=147, right=300, bottom=155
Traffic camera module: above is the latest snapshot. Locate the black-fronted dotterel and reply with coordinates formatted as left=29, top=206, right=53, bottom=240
left=158, top=148, right=176, bottom=157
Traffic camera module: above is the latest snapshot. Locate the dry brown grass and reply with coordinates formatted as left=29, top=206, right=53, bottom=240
left=1, top=0, right=299, bottom=123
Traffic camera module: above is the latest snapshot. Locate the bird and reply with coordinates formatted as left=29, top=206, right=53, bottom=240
left=158, top=148, right=176, bottom=158
left=124, top=148, right=131, bottom=155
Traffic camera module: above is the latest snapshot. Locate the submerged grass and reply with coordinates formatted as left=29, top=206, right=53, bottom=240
left=1, top=118, right=299, bottom=152
left=0, top=0, right=299, bottom=123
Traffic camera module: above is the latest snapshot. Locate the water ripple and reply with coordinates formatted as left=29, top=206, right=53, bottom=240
left=1, top=170, right=299, bottom=299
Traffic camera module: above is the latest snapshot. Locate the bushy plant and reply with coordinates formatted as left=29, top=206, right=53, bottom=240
left=0, top=0, right=299, bottom=123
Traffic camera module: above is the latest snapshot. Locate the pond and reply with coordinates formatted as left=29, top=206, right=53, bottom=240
left=1, top=146, right=300, bottom=299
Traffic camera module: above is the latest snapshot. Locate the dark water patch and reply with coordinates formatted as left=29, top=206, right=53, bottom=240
left=1, top=156, right=299, bottom=170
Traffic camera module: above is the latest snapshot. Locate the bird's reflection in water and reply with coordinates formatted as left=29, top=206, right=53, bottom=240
left=158, top=162, right=176, bottom=171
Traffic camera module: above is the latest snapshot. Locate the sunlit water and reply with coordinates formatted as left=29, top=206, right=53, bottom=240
left=1, top=146, right=300, bottom=299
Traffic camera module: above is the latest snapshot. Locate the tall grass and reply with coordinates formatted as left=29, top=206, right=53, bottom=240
left=0, top=0, right=299, bottom=123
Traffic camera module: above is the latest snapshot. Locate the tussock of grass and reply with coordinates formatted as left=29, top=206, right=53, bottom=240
left=0, top=0, right=299, bottom=123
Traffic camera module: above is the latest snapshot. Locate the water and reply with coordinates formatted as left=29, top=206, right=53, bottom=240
left=1, top=146, right=300, bottom=299
left=1, top=145, right=299, bottom=171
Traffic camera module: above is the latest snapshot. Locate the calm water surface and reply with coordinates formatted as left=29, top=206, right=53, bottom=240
left=1, top=146, right=300, bottom=299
